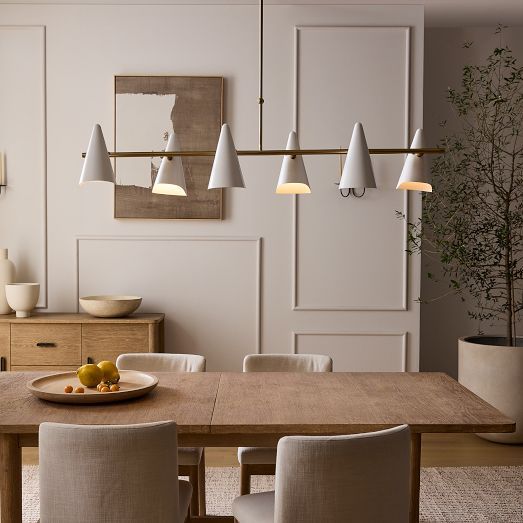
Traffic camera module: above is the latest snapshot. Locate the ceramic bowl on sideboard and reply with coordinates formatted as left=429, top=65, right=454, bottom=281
left=5, top=283, right=40, bottom=318
left=79, top=295, right=142, bottom=318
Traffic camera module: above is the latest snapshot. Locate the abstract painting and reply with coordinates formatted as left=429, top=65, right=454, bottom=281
left=114, top=76, right=223, bottom=219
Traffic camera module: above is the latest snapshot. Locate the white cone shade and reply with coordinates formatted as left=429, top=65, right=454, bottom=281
left=79, top=124, right=115, bottom=184
left=208, top=124, right=245, bottom=189
left=340, top=123, right=376, bottom=190
left=276, top=131, right=311, bottom=194
left=396, top=129, right=432, bottom=192
left=152, top=133, right=187, bottom=196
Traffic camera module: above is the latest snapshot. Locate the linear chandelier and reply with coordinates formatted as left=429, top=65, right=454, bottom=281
left=80, top=1, right=444, bottom=195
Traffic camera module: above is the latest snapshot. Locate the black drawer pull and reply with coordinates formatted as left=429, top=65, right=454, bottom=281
left=36, top=342, right=56, bottom=348
left=0, top=357, right=6, bottom=371
left=86, top=357, right=93, bottom=364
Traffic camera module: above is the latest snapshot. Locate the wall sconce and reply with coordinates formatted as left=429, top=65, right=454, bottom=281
left=0, top=153, right=6, bottom=195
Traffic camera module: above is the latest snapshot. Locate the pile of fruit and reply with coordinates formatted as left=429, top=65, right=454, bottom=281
left=64, top=361, right=121, bottom=394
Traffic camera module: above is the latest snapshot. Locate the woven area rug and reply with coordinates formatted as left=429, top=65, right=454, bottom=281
left=22, top=465, right=523, bottom=522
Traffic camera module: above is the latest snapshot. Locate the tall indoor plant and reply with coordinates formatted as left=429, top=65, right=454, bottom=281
left=406, top=30, right=523, bottom=443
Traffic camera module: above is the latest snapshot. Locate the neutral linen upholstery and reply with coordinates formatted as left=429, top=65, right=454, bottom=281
left=233, top=425, right=411, bottom=523
left=116, top=352, right=204, bottom=465
left=115, top=352, right=206, bottom=516
left=116, top=352, right=206, bottom=373
left=238, top=353, right=332, bottom=471
left=242, top=353, right=332, bottom=373
left=238, top=446, right=278, bottom=465
left=39, top=421, right=191, bottom=523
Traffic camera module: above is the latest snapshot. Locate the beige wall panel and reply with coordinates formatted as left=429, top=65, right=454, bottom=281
left=295, top=26, right=409, bottom=311
left=77, top=237, right=260, bottom=371
left=0, top=26, right=47, bottom=307
left=0, top=4, right=423, bottom=371
left=294, top=332, right=407, bottom=372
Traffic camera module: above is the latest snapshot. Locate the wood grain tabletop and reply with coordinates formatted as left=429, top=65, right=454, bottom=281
left=210, top=372, right=515, bottom=434
left=0, top=371, right=220, bottom=434
left=0, top=371, right=514, bottom=437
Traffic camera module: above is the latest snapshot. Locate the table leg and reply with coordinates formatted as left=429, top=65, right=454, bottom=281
left=0, top=434, right=22, bottom=523
left=409, top=432, right=421, bottom=523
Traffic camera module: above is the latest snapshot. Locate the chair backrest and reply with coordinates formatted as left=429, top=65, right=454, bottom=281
left=116, top=352, right=206, bottom=372
left=39, top=421, right=182, bottom=523
left=243, top=353, right=332, bottom=373
left=274, top=425, right=410, bottom=523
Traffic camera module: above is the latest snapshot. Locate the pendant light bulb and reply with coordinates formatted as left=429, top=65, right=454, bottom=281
left=396, top=129, right=432, bottom=192
left=152, top=133, right=187, bottom=196
left=208, top=123, right=245, bottom=189
left=80, top=124, right=115, bottom=185
left=276, top=131, right=311, bottom=195
left=339, top=122, right=376, bottom=190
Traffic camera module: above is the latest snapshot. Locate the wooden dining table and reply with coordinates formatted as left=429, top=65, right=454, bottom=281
left=0, top=371, right=515, bottom=523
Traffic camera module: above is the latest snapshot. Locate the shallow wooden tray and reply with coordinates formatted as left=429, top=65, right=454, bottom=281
left=27, top=370, right=159, bottom=404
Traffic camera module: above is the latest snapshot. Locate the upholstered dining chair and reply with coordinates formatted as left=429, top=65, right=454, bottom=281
left=238, top=353, right=333, bottom=494
left=116, top=352, right=207, bottom=516
left=39, top=421, right=192, bottom=523
left=232, top=425, right=411, bottom=523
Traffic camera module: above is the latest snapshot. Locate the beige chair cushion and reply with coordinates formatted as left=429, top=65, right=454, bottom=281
left=116, top=352, right=206, bottom=468
left=116, top=352, right=206, bottom=372
left=234, top=425, right=410, bottom=523
left=178, top=446, right=204, bottom=466
left=232, top=491, right=275, bottom=523
left=239, top=353, right=333, bottom=468
left=178, top=480, right=193, bottom=521
left=237, top=446, right=277, bottom=465
left=39, top=421, right=191, bottom=523
left=243, top=353, right=332, bottom=372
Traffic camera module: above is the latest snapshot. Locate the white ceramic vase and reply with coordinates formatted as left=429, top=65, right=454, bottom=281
left=0, top=248, right=16, bottom=315
left=5, top=283, right=40, bottom=318
left=458, top=336, right=523, bottom=444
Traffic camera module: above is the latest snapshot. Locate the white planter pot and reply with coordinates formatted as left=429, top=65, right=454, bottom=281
left=458, top=336, right=523, bottom=444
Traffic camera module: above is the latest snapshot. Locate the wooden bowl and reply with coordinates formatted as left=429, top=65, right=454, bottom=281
left=79, top=295, right=142, bottom=318
left=27, top=370, right=158, bottom=404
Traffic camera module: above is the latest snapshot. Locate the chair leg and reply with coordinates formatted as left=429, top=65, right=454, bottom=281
left=240, top=464, right=251, bottom=495
left=198, top=450, right=206, bottom=516
left=188, top=464, right=200, bottom=517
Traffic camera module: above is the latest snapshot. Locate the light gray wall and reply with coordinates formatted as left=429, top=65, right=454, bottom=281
left=422, top=27, right=523, bottom=377
left=0, top=4, right=423, bottom=371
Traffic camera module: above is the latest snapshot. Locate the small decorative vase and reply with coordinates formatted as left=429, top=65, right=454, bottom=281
left=5, top=283, right=40, bottom=318
left=0, top=248, right=16, bottom=315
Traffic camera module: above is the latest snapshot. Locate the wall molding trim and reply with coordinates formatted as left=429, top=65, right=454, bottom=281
left=292, top=25, right=410, bottom=311
left=0, top=25, right=48, bottom=308
left=75, top=235, right=263, bottom=354
left=292, top=330, right=408, bottom=371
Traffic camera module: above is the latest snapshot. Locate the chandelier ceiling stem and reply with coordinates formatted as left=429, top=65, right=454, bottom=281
left=258, top=0, right=264, bottom=151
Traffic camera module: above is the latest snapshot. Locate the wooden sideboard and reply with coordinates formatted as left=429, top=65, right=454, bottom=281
left=0, top=313, right=164, bottom=371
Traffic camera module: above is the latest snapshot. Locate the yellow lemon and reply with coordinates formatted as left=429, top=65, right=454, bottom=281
left=76, top=364, right=104, bottom=388
left=97, top=360, right=120, bottom=384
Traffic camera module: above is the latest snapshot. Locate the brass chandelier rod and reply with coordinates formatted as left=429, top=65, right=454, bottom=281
left=82, top=147, right=444, bottom=159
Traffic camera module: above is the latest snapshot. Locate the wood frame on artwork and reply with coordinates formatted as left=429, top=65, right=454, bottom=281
left=113, top=75, right=224, bottom=220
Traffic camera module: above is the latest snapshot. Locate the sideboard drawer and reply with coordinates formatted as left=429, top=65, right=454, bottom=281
left=11, top=324, right=81, bottom=366
left=82, top=324, right=150, bottom=364
left=0, top=324, right=10, bottom=371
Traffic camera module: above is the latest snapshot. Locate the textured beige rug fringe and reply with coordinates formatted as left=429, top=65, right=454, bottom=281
left=24, top=465, right=523, bottom=522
